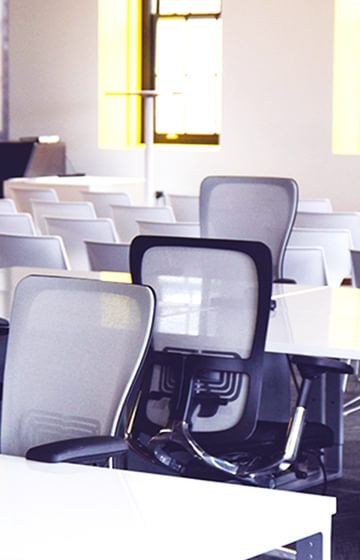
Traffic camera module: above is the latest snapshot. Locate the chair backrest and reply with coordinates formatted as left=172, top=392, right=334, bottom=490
left=80, top=190, right=132, bottom=217
left=289, top=227, right=352, bottom=286
left=165, top=194, right=199, bottom=222
left=137, top=220, right=200, bottom=237
left=84, top=240, right=130, bottom=272
left=295, top=211, right=360, bottom=248
left=0, top=213, right=37, bottom=235
left=297, top=198, right=333, bottom=213
left=129, top=235, right=272, bottom=443
left=7, top=186, right=59, bottom=213
left=111, top=205, right=175, bottom=242
left=350, top=249, right=360, bottom=288
left=0, top=199, right=17, bottom=214
left=0, top=233, right=70, bottom=269
left=283, top=246, right=329, bottom=286
left=0, top=275, right=155, bottom=457
left=31, top=200, right=96, bottom=234
left=45, top=216, right=119, bottom=270
left=200, top=176, right=298, bottom=280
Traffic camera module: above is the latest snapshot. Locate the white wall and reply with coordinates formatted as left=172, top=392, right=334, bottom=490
left=8, top=0, right=360, bottom=209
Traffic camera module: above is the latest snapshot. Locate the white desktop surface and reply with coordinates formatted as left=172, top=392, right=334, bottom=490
left=269, top=284, right=360, bottom=359
left=0, top=454, right=335, bottom=560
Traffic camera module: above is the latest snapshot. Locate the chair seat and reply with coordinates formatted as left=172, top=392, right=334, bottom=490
left=194, top=420, right=334, bottom=457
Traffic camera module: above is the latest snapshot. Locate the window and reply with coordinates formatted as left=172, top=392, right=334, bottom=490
left=143, top=0, right=222, bottom=145
left=332, top=0, right=360, bottom=154
left=98, top=0, right=222, bottom=148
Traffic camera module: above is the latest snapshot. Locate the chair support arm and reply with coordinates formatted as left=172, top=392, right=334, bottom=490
left=25, top=435, right=128, bottom=464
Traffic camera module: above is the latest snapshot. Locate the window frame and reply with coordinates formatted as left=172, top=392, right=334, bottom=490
left=142, top=0, right=222, bottom=145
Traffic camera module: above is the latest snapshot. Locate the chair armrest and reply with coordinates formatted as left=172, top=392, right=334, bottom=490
left=291, top=355, right=353, bottom=379
left=25, top=435, right=127, bottom=464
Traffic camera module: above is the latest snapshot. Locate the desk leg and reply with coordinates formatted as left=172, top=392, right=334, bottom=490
left=296, top=522, right=332, bottom=560
left=307, top=373, right=344, bottom=480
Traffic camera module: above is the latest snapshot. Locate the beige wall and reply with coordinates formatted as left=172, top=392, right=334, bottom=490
left=8, top=0, right=360, bottom=209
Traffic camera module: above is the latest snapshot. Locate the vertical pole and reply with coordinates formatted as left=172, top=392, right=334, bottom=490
left=143, top=94, right=155, bottom=205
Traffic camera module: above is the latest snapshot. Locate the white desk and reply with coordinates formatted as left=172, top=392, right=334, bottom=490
left=0, top=454, right=335, bottom=560
left=269, top=284, right=360, bottom=360
left=4, top=175, right=146, bottom=205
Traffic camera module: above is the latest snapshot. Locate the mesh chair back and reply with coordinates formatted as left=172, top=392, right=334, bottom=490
left=0, top=213, right=36, bottom=235
left=200, top=176, right=298, bottom=280
left=84, top=240, right=130, bottom=272
left=0, top=199, right=17, bottom=214
left=295, top=211, right=360, bottom=248
left=45, top=216, right=119, bottom=270
left=31, top=200, right=96, bottom=234
left=8, top=186, right=58, bottom=213
left=80, top=190, right=132, bottom=217
left=0, top=233, right=69, bottom=269
left=165, top=194, right=199, bottom=222
left=137, top=220, right=200, bottom=237
left=111, top=205, right=175, bottom=242
left=0, top=275, right=155, bottom=456
left=130, top=236, right=272, bottom=439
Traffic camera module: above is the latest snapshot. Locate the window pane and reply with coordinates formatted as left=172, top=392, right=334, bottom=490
left=154, top=15, right=222, bottom=137
left=159, top=0, right=221, bottom=15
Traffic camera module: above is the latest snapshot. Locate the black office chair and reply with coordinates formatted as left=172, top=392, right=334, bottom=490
left=128, top=236, right=352, bottom=488
left=0, top=274, right=155, bottom=466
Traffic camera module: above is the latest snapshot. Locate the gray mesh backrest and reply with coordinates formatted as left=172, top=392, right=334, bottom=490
left=295, top=211, right=360, bottom=248
left=85, top=240, right=130, bottom=272
left=45, top=217, right=119, bottom=270
left=200, top=176, right=298, bottom=279
left=139, top=243, right=260, bottom=432
left=80, top=191, right=132, bottom=217
left=1, top=275, right=154, bottom=456
left=9, top=187, right=58, bottom=214
left=111, top=205, right=175, bottom=242
left=141, top=246, right=258, bottom=358
left=31, top=200, right=96, bottom=234
left=0, top=213, right=36, bottom=235
left=0, top=233, right=69, bottom=269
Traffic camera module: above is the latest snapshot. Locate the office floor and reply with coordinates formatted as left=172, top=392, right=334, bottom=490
left=254, top=374, right=360, bottom=560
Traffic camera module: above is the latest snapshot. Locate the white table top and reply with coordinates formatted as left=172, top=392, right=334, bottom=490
left=0, top=454, right=335, bottom=560
left=269, top=284, right=360, bottom=359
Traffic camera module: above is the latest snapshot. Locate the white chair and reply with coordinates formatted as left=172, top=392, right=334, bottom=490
left=283, top=246, right=329, bottom=286
left=0, top=213, right=37, bottom=235
left=137, top=220, right=200, bottom=237
left=45, top=216, right=119, bottom=270
left=0, top=199, right=17, bottom=214
left=0, top=233, right=69, bottom=269
left=84, top=240, right=130, bottom=272
left=111, top=205, right=175, bottom=242
left=297, top=198, right=333, bottom=213
left=165, top=194, right=199, bottom=222
left=295, top=211, right=360, bottom=248
left=289, top=227, right=352, bottom=286
left=79, top=190, right=132, bottom=217
left=31, top=200, right=96, bottom=234
left=7, top=186, right=59, bottom=213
